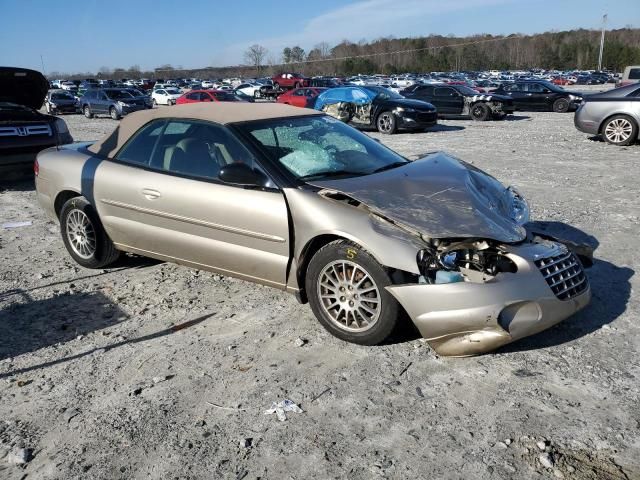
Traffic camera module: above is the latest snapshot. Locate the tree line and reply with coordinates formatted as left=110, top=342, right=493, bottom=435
left=51, top=28, right=640, bottom=80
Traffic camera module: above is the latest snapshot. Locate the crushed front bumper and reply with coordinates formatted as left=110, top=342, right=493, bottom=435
left=386, top=241, right=591, bottom=356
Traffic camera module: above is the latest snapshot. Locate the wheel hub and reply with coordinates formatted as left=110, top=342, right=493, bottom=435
left=317, top=260, right=381, bottom=332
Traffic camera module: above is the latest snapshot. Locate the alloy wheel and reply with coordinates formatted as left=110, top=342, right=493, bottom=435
left=377, top=113, right=393, bottom=133
left=604, top=118, right=633, bottom=144
left=316, top=260, right=381, bottom=332
left=66, top=209, right=97, bottom=259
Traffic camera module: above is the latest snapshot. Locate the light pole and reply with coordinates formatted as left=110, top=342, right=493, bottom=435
left=598, top=14, right=607, bottom=71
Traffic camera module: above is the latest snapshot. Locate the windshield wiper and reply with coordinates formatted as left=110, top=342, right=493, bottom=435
left=372, top=161, right=408, bottom=173
left=299, top=170, right=366, bottom=181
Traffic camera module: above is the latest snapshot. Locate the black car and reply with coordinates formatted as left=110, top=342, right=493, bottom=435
left=0, top=67, right=73, bottom=175
left=314, top=86, right=437, bottom=134
left=401, top=83, right=514, bottom=121
left=309, top=77, right=342, bottom=88
left=44, top=89, right=79, bottom=114
left=493, top=80, right=583, bottom=113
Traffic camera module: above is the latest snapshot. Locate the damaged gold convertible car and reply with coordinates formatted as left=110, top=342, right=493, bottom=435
left=35, top=103, right=592, bottom=356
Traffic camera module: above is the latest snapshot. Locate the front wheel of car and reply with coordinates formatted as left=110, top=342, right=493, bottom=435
left=306, top=240, right=399, bottom=345
left=60, top=197, right=120, bottom=269
left=273, top=82, right=280, bottom=90
left=376, top=111, right=397, bottom=134
left=471, top=103, right=490, bottom=121
left=109, top=107, right=120, bottom=120
left=83, top=105, right=93, bottom=118
left=152, top=98, right=157, bottom=107
left=254, top=90, right=260, bottom=98
left=46, top=103, right=52, bottom=114
left=552, top=98, right=570, bottom=113
left=602, top=115, right=638, bottom=146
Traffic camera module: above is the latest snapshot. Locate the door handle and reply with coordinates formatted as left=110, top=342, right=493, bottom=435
left=142, top=188, right=161, bottom=200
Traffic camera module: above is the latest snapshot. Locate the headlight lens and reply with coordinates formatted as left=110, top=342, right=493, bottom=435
left=54, top=118, right=69, bottom=135
left=395, top=107, right=417, bottom=113
left=117, top=101, right=128, bottom=107
left=503, top=186, right=530, bottom=225
left=50, top=103, right=57, bottom=108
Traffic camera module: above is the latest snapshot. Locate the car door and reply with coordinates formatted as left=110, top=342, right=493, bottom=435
left=502, top=83, right=528, bottom=109
left=288, top=89, right=306, bottom=107
left=410, top=85, right=435, bottom=105
left=433, top=87, right=463, bottom=114
left=525, top=83, right=549, bottom=110
left=93, top=118, right=291, bottom=288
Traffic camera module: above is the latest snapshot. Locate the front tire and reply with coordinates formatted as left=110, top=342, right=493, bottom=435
left=109, top=106, right=120, bottom=120
left=83, top=105, right=93, bottom=118
left=376, top=111, right=397, bottom=134
left=152, top=98, right=157, bottom=107
left=552, top=98, right=569, bottom=113
left=602, top=115, right=638, bottom=146
left=306, top=240, right=399, bottom=345
left=470, top=103, right=490, bottom=121
left=273, top=82, right=280, bottom=90
left=59, top=197, right=120, bottom=269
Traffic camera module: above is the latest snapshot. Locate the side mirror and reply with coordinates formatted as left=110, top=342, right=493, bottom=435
left=219, top=163, right=266, bottom=186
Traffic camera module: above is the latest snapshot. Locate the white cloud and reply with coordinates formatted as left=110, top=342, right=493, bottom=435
left=215, top=0, right=513, bottom=65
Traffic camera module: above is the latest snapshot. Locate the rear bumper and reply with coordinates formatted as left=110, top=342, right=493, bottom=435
left=386, top=242, right=591, bottom=356
left=574, top=108, right=600, bottom=135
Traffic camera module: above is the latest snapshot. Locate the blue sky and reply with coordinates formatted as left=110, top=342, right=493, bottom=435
left=1, top=0, right=638, bottom=74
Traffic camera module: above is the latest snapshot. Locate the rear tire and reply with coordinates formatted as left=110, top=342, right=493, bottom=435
left=59, top=196, right=120, bottom=269
left=305, top=240, right=399, bottom=345
left=552, top=98, right=569, bottom=113
left=470, top=102, right=490, bottom=121
left=83, top=105, right=93, bottom=118
left=601, top=115, right=638, bottom=146
left=152, top=98, right=157, bottom=107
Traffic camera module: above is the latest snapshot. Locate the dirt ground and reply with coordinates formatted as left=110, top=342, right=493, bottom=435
left=1, top=93, right=639, bottom=479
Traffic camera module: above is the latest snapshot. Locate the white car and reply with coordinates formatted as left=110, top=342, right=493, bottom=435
left=235, top=82, right=263, bottom=98
left=151, top=88, right=182, bottom=106
left=201, top=80, right=214, bottom=88
left=60, top=81, right=76, bottom=91
left=390, top=76, right=415, bottom=88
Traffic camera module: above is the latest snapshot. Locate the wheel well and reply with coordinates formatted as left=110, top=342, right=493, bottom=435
left=295, top=234, right=346, bottom=304
left=294, top=234, right=418, bottom=304
left=54, top=190, right=81, bottom=218
left=599, top=113, right=638, bottom=134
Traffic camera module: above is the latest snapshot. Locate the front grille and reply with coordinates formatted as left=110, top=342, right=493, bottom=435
left=0, top=124, right=53, bottom=138
left=535, top=251, right=588, bottom=300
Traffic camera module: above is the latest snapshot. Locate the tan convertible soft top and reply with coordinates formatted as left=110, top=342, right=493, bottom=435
left=88, top=102, right=322, bottom=157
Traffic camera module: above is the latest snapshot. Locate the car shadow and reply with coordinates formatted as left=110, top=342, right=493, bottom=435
left=428, top=124, right=465, bottom=132
left=0, top=290, right=127, bottom=361
left=0, top=308, right=215, bottom=379
left=502, top=114, right=531, bottom=121
left=0, top=177, right=35, bottom=192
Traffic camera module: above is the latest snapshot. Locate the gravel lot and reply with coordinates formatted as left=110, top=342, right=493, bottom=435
left=1, top=91, right=639, bottom=479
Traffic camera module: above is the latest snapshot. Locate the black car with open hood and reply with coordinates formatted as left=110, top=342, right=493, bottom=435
left=0, top=66, right=73, bottom=175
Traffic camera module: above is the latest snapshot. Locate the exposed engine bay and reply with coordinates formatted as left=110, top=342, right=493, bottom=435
left=321, top=102, right=372, bottom=125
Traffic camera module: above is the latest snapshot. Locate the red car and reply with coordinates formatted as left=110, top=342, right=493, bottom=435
left=176, top=89, right=239, bottom=104
left=276, top=87, right=327, bottom=108
left=271, top=72, right=310, bottom=90
left=551, top=77, right=571, bottom=86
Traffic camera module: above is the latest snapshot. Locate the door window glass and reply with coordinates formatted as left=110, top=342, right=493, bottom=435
left=526, top=83, right=545, bottom=93
left=149, top=120, right=273, bottom=186
left=114, top=120, right=166, bottom=166
left=434, top=87, right=456, bottom=97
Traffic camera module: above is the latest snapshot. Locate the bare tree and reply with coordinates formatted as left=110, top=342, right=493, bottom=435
left=244, top=44, right=269, bottom=73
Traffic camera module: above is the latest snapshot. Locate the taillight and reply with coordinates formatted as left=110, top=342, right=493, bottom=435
left=34, top=158, right=39, bottom=176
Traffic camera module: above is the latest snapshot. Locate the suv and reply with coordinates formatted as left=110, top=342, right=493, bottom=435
left=619, top=66, right=640, bottom=87
left=80, top=88, right=148, bottom=120
left=493, top=80, right=583, bottom=113
left=271, top=73, right=309, bottom=90
left=0, top=67, right=73, bottom=175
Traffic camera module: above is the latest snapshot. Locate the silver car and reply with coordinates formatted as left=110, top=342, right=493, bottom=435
left=574, top=83, right=640, bottom=145
left=34, top=103, right=592, bottom=356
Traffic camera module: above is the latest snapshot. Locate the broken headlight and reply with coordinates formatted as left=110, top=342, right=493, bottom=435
left=502, top=186, right=530, bottom=225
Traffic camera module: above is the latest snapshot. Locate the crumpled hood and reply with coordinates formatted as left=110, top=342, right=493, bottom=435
left=0, top=67, right=49, bottom=110
left=310, top=153, right=526, bottom=243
